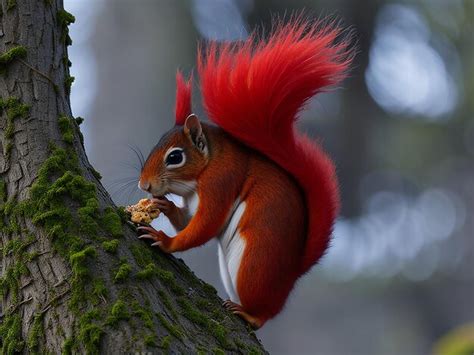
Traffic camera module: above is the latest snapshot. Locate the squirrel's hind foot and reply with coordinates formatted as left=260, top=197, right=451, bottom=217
left=222, top=300, right=264, bottom=330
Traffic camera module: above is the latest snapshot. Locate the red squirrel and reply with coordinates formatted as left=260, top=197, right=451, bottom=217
left=137, top=18, right=353, bottom=329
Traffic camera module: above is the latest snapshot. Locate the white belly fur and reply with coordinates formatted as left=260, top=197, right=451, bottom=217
left=217, top=201, right=246, bottom=303
left=184, top=193, right=246, bottom=303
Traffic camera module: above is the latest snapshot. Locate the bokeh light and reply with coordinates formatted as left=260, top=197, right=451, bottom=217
left=365, top=4, right=458, bottom=119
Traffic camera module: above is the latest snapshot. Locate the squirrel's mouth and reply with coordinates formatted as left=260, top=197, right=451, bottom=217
left=147, top=184, right=168, bottom=198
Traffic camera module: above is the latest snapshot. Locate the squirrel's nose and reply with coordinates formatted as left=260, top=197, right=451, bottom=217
left=139, top=180, right=151, bottom=192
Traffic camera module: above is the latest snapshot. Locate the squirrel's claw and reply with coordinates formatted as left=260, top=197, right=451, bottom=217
left=138, top=234, right=155, bottom=240
left=137, top=226, right=172, bottom=253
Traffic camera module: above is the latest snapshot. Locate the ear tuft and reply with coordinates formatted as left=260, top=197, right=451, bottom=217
left=175, top=71, right=192, bottom=125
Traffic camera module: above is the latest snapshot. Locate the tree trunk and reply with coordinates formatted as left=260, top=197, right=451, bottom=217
left=0, top=1, right=266, bottom=354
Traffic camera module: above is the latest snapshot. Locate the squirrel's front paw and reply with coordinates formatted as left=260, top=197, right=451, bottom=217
left=137, top=226, right=173, bottom=253
left=151, top=197, right=176, bottom=216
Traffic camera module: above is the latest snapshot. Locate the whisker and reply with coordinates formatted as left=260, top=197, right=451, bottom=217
left=118, top=161, right=142, bottom=173
left=108, top=185, right=138, bottom=193
left=109, top=182, right=143, bottom=205
left=109, top=176, right=140, bottom=185
left=168, top=180, right=196, bottom=194
left=107, top=176, right=140, bottom=199
left=127, top=144, right=146, bottom=170
left=108, top=181, right=139, bottom=192
left=108, top=179, right=140, bottom=192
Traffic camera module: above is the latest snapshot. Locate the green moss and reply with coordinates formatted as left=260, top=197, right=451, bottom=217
left=0, top=261, right=29, bottom=303
left=91, top=278, right=107, bottom=303
left=0, top=97, right=30, bottom=119
left=131, top=301, right=154, bottom=330
left=69, top=246, right=96, bottom=277
left=7, top=0, right=16, bottom=11
left=2, top=238, right=21, bottom=256
left=111, top=300, right=130, bottom=321
left=68, top=247, right=97, bottom=310
left=212, top=348, right=225, bottom=355
left=27, top=313, right=44, bottom=354
left=155, top=268, right=185, bottom=295
left=130, top=244, right=154, bottom=268
left=78, top=197, right=100, bottom=235
left=178, top=298, right=207, bottom=327
left=232, top=338, right=264, bottom=354
left=136, top=262, right=157, bottom=280
left=116, top=206, right=129, bottom=223
left=160, top=335, right=171, bottom=350
left=65, top=75, right=75, bottom=94
left=196, top=297, right=211, bottom=310
left=156, top=313, right=184, bottom=340
left=101, top=207, right=123, bottom=237
left=1, top=236, right=35, bottom=258
left=74, top=116, right=84, bottom=125
left=79, top=324, right=103, bottom=355
left=144, top=334, right=157, bottom=347
left=156, top=268, right=174, bottom=283
left=102, top=239, right=119, bottom=253
left=114, top=262, right=132, bottom=283
left=248, top=346, right=264, bottom=355
left=77, top=310, right=103, bottom=355
left=106, top=299, right=130, bottom=327
left=0, top=179, right=6, bottom=202
left=80, top=309, right=100, bottom=323
left=0, top=314, right=24, bottom=354
left=210, top=322, right=229, bottom=349
left=178, top=298, right=230, bottom=349
left=0, top=97, right=30, bottom=157
left=58, top=115, right=75, bottom=144
left=0, top=198, right=26, bottom=235
left=62, top=337, right=74, bottom=355
left=62, top=56, right=72, bottom=68
left=0, top=217, right=35, bottom=304
left=57, top=9, right=75, bottom=26
left=0, top=46, right=27, bottom=64
left=4, top=142, right=12, bottom=157
left=57, top=10, right=75, bottom=46
left=0, top=46, right=26, bottom=74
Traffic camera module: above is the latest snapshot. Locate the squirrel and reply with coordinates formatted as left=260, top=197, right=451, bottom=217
left=137, top=18, right=353, bottom=329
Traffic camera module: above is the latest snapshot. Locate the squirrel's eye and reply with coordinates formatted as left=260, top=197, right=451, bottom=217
left=165, top=148, right=185, bottom=169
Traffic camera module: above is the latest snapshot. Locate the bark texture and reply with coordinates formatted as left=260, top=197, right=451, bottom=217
left=0, top=1, right=266, bottom=354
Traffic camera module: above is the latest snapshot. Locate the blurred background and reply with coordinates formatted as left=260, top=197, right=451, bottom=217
left=64, top=0, right=473, bottom=354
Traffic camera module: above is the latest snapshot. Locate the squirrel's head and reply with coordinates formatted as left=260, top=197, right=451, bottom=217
left=139, top=114, right=209, bottom=197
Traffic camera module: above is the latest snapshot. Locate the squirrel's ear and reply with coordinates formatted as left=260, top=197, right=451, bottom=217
left=184, top=114, right=208, bottom=155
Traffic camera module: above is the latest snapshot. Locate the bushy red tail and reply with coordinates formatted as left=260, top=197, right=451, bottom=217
left=196, top=18, right=353, bottom=274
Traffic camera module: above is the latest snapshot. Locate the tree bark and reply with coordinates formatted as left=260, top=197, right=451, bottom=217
left=0, top=1, right=266, bottom=354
